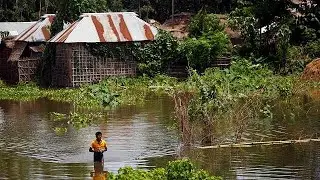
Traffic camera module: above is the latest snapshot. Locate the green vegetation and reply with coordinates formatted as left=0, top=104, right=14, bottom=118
left=134, top=30, right=181, bottom=76
left=2, top=59, right=319, bottom=142
left=0, top=76, right=176, bottom=108
left=1, top=0, right=319, bottom=149
left=229, top=0, right=319, bottom=73
left=50, top=111, right=105, bottom=130
left=170, top=59, right=320, bottom=145
left=2, top=1, right=320, bottom=179
left=0, top=0, right=234, bottom=22
left=108, top=159, right=221, bottom=180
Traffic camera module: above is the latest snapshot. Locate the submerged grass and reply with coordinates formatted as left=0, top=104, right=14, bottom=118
left=0, top=75, right=178, bottom=108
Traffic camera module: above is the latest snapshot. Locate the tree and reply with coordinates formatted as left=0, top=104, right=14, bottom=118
left=109, top=0, right=123, bottom=12
left=183, top=11, right=230, bottom=72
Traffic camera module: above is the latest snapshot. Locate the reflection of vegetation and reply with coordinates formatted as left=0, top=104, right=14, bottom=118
left=50, top=111, right=106, bottom=134
left=54, top=127, right=67, bottom=136
left=108, top=159, right=221, bottom=180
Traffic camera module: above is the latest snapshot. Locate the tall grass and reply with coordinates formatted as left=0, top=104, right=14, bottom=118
left=170, top=59, right=320, bottom=146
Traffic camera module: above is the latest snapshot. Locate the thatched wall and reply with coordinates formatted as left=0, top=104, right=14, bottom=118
left=52, top=43, right=137, bottom=87
left=0, top=45, right=19, bottom=83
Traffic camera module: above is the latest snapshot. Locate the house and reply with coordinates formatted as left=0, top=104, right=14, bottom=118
left=0, top=14, right=55, bottom=84
left=0, top=22, right=36, bottom=83
left=49, top=12, right=158, bottom=87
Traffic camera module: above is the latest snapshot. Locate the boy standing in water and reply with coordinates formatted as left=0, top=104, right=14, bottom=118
left=89, top=131, right=107, bottom=162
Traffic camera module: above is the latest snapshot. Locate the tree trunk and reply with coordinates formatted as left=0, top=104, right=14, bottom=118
left=139, top=0, right=141, bottom=17
left=39, top=0, right=42, bottom=18
left=45, top=0, right=48, bottom=13
left=172, top=0, right=174, bottom=20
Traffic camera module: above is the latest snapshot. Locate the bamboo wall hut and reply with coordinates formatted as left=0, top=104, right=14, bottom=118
left=49, top=12, right=158, bottom=87
left=2, top=14, right=55, bottom=84
left=0, top=22, right=36, bottom=83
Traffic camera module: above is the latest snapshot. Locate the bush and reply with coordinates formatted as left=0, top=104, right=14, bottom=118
left=134, top=30, right=181, bottom=77
left=88, top=81, right=120, bottom=107
left=108, top=159, right=221, bottom=180
left=182, top=32, right=230, bottom=73
left=305, top=40, right=320, bottom=59
left=189, top=10, right=224, bottom=38
left=286, top=46, right=311, bottom=73
left=182, top=10, right=231, bottom=73
left=0, top=79, right=6, bottom=88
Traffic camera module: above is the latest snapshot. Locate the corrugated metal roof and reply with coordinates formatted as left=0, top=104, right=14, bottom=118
left=14, top=14, right=55, bottom=42
left=49, top=12, right=158, bottom=43
left=0, top=22, right=36, bottom=43
left=0, top=22, right=36, bottom=36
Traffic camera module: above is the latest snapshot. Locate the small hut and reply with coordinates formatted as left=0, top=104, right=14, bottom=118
left=0, top=22, right=36, bottom=83
left=49, top=12, right=158, bottom=87
left=3, top=14, right=55, bottom=84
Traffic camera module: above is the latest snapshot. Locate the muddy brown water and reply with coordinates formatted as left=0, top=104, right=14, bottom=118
left=0, top=96, right=319, bottom=179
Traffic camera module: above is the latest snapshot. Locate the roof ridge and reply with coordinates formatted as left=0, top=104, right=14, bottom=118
left=80, top=12, right=137, bottom=17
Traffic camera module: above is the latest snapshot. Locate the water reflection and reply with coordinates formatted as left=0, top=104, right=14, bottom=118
left=0, top=95, right=319, bottom=179
left=0, top=97, right=178, bottom=179
left=91, top=162, right=108, bottom=180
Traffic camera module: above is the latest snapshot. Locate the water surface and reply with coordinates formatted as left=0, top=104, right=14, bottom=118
left=0, top=96, right=319, bottom=179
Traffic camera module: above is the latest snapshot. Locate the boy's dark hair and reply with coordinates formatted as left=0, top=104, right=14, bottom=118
left=95, top=131, right=102, bottom=136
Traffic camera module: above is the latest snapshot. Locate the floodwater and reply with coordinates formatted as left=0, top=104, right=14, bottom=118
left=0, top=96, right=319, bottom=179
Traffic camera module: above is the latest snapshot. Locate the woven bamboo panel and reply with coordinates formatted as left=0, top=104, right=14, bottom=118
left=17, top=57, right=41, bottom=82
left=52, top=43, right=73, bottom=87
left=71, top=44, right=136, bottom=87
left=53, top=43, right=136, bottom=87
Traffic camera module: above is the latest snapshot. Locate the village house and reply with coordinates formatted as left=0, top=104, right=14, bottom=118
left=0, top=21, right=36, bottom=84
left=0, top=14, right=55, bottom=84
left=49, top=12, right=158, bottom=87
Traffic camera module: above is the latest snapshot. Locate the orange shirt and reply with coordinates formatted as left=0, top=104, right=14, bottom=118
left=91, top=140, right=107, bottom=152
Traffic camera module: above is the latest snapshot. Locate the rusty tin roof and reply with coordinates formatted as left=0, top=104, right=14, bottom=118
left=14, top=14, right=55, bottom=42
left=49, top=12, right=158, bottom=43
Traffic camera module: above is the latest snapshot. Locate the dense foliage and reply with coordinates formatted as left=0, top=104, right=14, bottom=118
left=133, top=30, right=181, bottom=76
left=3, top=0, right=318, bottom=76
left=229, top=0, right=319, bottom=73
left=0, top=0, right=236, bottom=22
left=132, top=10, right=231, bottom=75
left=1, top=60, right=319, bottom=142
